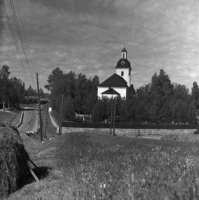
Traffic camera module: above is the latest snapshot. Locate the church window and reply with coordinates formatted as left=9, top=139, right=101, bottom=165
left=121, top=71, right=124, bottom=76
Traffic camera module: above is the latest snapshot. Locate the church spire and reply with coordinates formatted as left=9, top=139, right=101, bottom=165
left=121, top=44, right=127, bottom=59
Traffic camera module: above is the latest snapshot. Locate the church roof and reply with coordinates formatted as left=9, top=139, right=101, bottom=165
left=121, top=48, right=127, bottom=53
left=115, top=58, right=131, bottom=69
left=101, top=88, right=120, bottom=95
left=99, top=73, right=128, bottom=87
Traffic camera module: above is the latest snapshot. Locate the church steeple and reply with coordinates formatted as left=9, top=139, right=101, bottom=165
left=121, top=47, right=127, bottom=59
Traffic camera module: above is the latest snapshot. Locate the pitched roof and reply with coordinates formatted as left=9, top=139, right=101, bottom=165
left=99, top=73, right=128, bottom=87
left=115, top=58, right=131, bottom=69
left=101, top=88, right=120, bottom=95
left=121, top=48, right=127, bottom=53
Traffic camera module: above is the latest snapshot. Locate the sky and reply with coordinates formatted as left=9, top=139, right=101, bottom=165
left=0, top=0, right=199, bottom=92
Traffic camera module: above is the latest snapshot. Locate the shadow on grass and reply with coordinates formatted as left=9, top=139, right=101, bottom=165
left=33, top=166, right=52, bottom=180
left=18, top=166, right=52, bottom=189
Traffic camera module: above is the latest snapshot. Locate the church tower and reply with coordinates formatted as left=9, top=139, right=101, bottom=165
left=115, top=48, right=132, bottom=86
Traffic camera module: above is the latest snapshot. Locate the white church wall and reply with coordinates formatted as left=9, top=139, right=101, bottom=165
left=114, top=87, right=127, bottom=98
left=97, top=87, right=127, bottom=99
left=116, top=68, right=130, bottom=86
left=97, top=87, right=108, bottom=99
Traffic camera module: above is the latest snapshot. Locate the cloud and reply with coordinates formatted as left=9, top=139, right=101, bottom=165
left=0, top=0, right=199, bottom=91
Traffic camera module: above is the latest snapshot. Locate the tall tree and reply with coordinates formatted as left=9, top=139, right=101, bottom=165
left=8, top=77, right=26, bottom=108
left=191, top=81, right=199, bottom=107
left=45, top=68, right=99, bottom=118
left=26, top=85, right=37, bottom=96
left=63, top=96, right=76, bottom=121
left=0, top=65, right=26, bottom=109
left=0, top=65, right=11, bottom=109
left=45, top=67, right=64, bottom=92
left=149, top=69, right=173, bottom=123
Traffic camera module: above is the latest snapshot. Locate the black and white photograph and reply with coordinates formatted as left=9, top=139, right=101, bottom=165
left=0, top=0, right=199, bottom=199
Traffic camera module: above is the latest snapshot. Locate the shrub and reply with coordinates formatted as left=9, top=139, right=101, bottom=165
left=0, top=123, right=30, bottom=198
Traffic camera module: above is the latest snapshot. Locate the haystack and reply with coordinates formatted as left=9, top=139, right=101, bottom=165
left=0, top=123, right=30, bottom=198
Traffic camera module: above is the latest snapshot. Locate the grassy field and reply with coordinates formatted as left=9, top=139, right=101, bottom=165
left=6, top=129, right=199, bottom=200
left=56, top=132, right=199, bottom=200
left=0, top=110, right=21, bottom=125
left=162, top=132, right=199, bottom=143
left=4, top=105, right=199, bottom=199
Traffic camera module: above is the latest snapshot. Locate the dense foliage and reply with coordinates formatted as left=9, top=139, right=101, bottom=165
left=126, top=69, right=196, bottom=124
left=25, top=85, right=46, bottom=98
left=57, top=131, right=199, bottom=199
left=92, top=69, right=198, bottom=124
left=45, top=68, right=99, bottom=121
left=0, top=65, right=46, bottom=109
left=0, top=65, right=26, bottom=109
left=46, top=68, right=199, bottom=124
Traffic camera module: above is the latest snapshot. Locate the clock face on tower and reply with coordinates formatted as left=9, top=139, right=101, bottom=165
left=121, top=61, right=125, bottom=66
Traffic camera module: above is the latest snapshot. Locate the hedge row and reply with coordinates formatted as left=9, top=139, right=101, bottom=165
left=62, top=122, right=198, bottom=129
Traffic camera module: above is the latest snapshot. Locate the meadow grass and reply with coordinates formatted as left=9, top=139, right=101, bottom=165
left=161, top=132, right=199, bottom=143
left=6, top=105, right=199, bottom=200
left=6, top=130, right=199, bottom=200
left=57, top=132, right=199, bottom=200
left=0, top=110, right=21, bottom=125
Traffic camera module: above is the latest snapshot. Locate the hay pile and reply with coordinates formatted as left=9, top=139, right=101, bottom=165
left=0, top=123, right=30, bottom=198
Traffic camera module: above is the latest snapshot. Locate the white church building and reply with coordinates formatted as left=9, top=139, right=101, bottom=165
left=97, top=48, right=132, bottom=99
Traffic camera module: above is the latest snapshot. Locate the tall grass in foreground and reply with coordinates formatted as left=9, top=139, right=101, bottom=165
left=162, top=132, right=199, bottom=143
left=57, top=132, right=199, bottom=200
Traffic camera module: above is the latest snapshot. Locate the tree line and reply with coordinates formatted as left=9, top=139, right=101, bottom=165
left=46, top=68, right=199, bottom=124
left=0, top=65, right=45, bottom=109
left=93, top=69, right=198, bottom=124
left=45, top=67, right=99, bottom=121
left=1, top=63, right=198, bottom=124
left=0, top=65, right=25, bottom=109
left=45, top=68, right=199, bottom=124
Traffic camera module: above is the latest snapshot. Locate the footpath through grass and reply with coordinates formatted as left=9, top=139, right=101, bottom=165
left=57, top=132, right=199, bottom=200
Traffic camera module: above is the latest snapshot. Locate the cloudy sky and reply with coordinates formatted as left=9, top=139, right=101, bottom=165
left=0, top=0, right=199, bottom=92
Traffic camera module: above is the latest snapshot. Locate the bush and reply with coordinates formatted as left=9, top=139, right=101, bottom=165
left=0, top=123, right=30, bottom=198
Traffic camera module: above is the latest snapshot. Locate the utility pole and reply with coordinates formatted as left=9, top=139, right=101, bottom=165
left=44, top=99, right=48, bottom=138
left=110, top=97, right=113, bottom=135
left=3, top=74, right=5, bottom=111
left=36, top=73, right=43, bottom=142
left=113, top=97, right=117, bottom=136
left=59, top=94, right=64, bottom=135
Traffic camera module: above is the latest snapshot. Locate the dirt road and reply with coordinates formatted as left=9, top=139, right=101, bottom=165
left=18, top=105, right=39, bottom=133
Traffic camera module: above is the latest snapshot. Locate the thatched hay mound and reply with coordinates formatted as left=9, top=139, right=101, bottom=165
left=0, top=123, right=30, bottom=198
